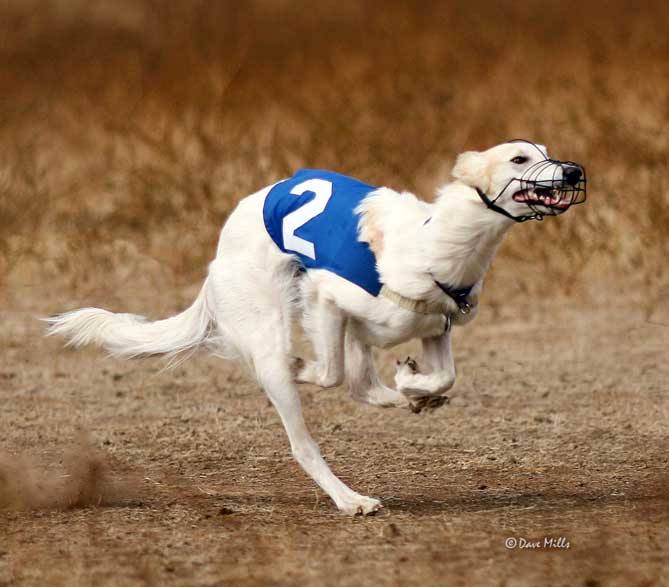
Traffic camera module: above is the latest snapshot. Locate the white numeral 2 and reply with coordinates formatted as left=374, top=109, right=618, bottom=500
left=282, top=179, right=333, bottom=259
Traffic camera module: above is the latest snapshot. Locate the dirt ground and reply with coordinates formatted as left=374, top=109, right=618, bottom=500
left=2, top=293, right=668, bottom=587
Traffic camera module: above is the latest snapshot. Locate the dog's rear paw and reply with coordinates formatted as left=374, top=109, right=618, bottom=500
left=290, top=356, right=305, bottom=378
left=294, top=359, right=343, bottom=388
left=337, top=495, right=383, bottom=516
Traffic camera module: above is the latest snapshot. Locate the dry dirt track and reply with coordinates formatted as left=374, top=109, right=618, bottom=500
left=1, top=294, right=668, bottom=587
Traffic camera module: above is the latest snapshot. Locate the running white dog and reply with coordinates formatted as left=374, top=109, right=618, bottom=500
left=46, top=140, right=586, bottom=515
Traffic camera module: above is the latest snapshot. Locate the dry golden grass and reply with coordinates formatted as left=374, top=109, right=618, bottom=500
left=1, top=0, right=668, bottom=310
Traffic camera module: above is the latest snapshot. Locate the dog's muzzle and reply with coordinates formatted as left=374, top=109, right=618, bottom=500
left=478, top=159, right=587, bottom=223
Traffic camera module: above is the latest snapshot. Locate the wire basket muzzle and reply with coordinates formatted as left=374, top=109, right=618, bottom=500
left=507, top=159, right=587, bottom=218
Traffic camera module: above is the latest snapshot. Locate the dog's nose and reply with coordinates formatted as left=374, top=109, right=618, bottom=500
left=564, top=166, right=582, bottom=186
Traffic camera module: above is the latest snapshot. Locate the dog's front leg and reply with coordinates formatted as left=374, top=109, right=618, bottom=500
left=395, top=330, right=456, bottom=400
left=295, top=296, right=346, bottom=388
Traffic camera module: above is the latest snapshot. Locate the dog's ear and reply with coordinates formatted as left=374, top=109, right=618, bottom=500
left=451, top=151, right=488, bottom=191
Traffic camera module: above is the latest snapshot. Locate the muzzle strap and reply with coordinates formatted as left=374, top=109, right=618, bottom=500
left=475, top=188, right=539, bottom=223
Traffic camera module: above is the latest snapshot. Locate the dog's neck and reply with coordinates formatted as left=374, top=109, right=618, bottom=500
left=358, top=181, right=515, bottom=301
left=426, top=181, right=514, bottom=289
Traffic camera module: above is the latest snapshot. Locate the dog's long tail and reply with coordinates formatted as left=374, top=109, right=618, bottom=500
left=45, top=278, right=215, bottom=361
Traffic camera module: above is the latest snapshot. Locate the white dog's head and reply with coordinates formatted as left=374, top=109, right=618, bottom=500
left=452, top=140, right=586, bottom=222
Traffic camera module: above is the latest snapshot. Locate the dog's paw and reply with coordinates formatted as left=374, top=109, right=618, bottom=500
left=351, top=386, right=412, bottom=409
left=394, top=357, right=424, bottom=396
left=395, top=356, right=420, bottom=374
left=408, top=395, right=449, bottom=414
left=337, top=495, right=383, bottom=516
left=294, top=359, right=342, bottom=388
left=290, top=356, right=305, bottom=378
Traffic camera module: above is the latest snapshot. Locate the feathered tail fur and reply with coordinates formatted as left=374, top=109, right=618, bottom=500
left=45, top=279, right=215, bottom=361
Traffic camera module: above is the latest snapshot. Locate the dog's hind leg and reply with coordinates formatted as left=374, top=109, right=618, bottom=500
left=256, top=351, right=381, bottom=515
left=295, top=290, right=346, bottom=388
left=209, top=266, right=380, bottom=516
left=345, top=322, right=410, bottom=409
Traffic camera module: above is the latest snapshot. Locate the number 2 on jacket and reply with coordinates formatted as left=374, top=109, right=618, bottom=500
left=281, top=179, right=333, bottom=260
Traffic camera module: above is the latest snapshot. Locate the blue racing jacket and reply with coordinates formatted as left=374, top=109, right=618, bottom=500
left=262, top=169, right=382, bottom=296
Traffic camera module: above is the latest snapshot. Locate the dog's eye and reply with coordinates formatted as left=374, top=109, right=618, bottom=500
left=511, top=156, right=528, bottom=165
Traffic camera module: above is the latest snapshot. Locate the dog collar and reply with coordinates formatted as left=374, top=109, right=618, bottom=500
left=475, top=188, right=540, bottom=223
left=379, top=281, right=474, bottom=318
left=379, top=286, right=447, bottom=315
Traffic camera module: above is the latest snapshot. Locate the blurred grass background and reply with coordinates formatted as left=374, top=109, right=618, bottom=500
left=1, top=0, right=667, bottom=312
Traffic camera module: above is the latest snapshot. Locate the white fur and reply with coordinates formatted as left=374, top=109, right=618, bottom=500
left=46, top=141, right=564, bottom=515
left=46, top=281, right=215, bottom=361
